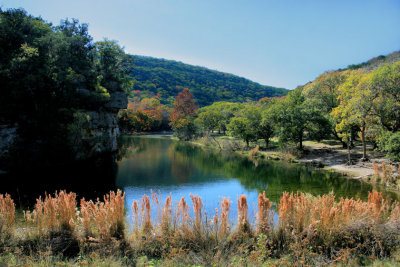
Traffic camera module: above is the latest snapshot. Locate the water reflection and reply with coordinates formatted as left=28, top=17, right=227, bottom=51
left=116, top=136, right=399, bottom=223
left=0, top=154, right=118, bottom=208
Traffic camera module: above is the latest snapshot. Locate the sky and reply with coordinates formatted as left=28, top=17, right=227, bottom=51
left=1, top=0, right=399, bottom=89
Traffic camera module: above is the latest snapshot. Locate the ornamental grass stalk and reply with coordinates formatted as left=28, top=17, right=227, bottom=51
left=373, top=162, right=380, bottom=181
left=178, top=196, right=189, bottom=232
left=220, top=197, right=231, bottom=237
left=0, top=193, right=15, bottom=236
left=256, top=191, right=273, bottom=235
left=190, top=193, right=203, bottom=234
left=79, top=190, right=125, bottom=240
left=28, top=191, right=77, bottom=234
left=237, top=194, right=250, bottom=234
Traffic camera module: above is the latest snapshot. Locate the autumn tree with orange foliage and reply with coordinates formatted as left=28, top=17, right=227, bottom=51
left=169, top=88, right=198, bottom=140
left=118, top=97, right=171, bottom=132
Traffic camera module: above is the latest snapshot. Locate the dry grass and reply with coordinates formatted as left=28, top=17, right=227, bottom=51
left=189, top=193, right=203, bottom=234
left=237, top=195, right=251, bottom=234
left=278, top=190, right=393, bottom=235
left=25, top=191, right=77, bottom=234
left=79, top=190, right=125, bottom=241
left=219, top=197, right=231, bottom=237
left=249, top=145, right=260, bottom=158
left=373, top=162, right=380, bottom=181
left=373, top=163, right=397, bottom=185
left=256, top=191, right=273, bottom=235
left=0, top=193, right=15, bottom=236
left=383, top=163, right=387, bottom=182
left=178, top=196, right=189, bottom=232
left=1, top=189, right=400, bottom=265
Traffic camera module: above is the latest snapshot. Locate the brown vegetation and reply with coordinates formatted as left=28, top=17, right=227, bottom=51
left=0, top=190, right=400, bottom=266
left=373, top=162, right=399, bottom=185
left=0, top=193, right=14, bottom=236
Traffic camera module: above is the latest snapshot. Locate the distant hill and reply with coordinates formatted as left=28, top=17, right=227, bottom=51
left=346, top=51, right=400, bottom=71
left=129, top=55, right=288, bottom=107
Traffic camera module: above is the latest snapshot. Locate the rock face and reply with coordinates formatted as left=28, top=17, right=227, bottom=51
left=0, top=88, right=127, bottom=168
left=73, top=91, right=127, bottom=160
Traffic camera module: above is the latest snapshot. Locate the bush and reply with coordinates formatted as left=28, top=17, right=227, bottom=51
left=386, top=132, right=400, bottom=162
left=379, top=131, right=400, bottom=162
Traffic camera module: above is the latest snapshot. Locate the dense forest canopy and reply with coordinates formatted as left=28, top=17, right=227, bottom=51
left=129, top=55, right=288, bottom=107
left=192, top=51, right=400, bottom=163
left=345, top=51, right=400, bottom=71
left=0, top=8, right=132, bottom=168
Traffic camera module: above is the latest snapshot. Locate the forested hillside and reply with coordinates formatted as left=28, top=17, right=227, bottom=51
left=129, top=55, right=288, bottom=106
left=346, top=51, right=400, bottom=71
left=192, top=50, right=400, bottom=164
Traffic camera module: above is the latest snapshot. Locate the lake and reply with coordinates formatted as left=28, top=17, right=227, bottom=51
left=116, top=135, right=399, bottom=224
left=1, top=135, right=398, bottom=223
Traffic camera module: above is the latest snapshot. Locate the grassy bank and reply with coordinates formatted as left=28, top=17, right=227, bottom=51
left=189, top=135, right=400, bottom=191
left=1, top=190, right=400, bottom=266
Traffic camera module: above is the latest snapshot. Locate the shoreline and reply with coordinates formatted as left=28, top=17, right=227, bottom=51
left=181, top=135, right=400, bottom=192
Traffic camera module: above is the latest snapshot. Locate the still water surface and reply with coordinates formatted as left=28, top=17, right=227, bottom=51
left=1, top=135, right=397, bottom=223
left=116, top=135, right=399, bottom=223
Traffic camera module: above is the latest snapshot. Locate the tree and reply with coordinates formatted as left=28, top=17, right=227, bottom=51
left=195, top=110, right=222, bottom=134
left=302, top=71, right=348, bottom=147
left=169, top=88, right=198, bottom=140
left=258, top=97, right=282, bottom=148
left=369, top=62, right=400, bottom=132
left=332, top=71, right=378, bottom=161
left=273, top=89, right=330, bottom=150
left=227, top=117, right=256, bottom=148
left=0, top=9, right=132, bottom=168
left=227, top=105, right=261, bottom=148
left=94, top=39, right=134, bottom=95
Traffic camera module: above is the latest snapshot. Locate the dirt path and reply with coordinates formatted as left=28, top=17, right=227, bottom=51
left=298, top=141, right=393, bottom=179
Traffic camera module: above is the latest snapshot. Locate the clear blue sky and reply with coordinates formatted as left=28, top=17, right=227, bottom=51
left=1, top=0, right=399, bottom=89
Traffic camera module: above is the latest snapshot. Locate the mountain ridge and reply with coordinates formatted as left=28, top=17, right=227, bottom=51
left=128, top=55, right=288, bottom=106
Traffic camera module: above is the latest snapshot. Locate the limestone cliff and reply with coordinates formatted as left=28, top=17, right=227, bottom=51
left=72, top=90, right=127, bottom=160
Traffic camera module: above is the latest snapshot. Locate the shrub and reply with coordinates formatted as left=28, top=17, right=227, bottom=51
left=379, top=131, right=400, bottom=162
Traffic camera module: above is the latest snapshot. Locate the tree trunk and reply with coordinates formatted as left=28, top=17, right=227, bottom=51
left=299, top=134, right=303, bottom=150
left=333, top=129, right=347, bottom=148
left=245, top=139, right=249, bottom=149
left=347, top=137, right=352, bottom=165
left=264, top=138, right=269, bottom=149
left=361, top=126, right=367, bottom=161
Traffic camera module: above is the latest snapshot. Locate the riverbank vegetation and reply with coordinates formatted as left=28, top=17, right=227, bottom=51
left=136, top=52, right=400, bottom=190
left=119, top=52, right=400, bottom=169
left=0, top=190, right=399, bottom=266
left=194, top=58, right=400, bottom=163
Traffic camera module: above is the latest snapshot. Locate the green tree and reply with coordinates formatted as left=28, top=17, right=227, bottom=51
left=369, top=62, right=400, bottom=132
left=227, top=105, right=261, bottom=148
left=259, top=100, right=277, bottom=148
left=195, top=110, right=222, bottom=134
left=302, top=71, right=348, bottom=147
left=273, top=89, right=330, bottom=150
left=332, top=71, right=378, bottom=161
left=0, top=9, right=132, bottom=168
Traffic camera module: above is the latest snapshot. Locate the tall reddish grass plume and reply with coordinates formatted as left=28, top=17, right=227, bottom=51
left=0, top=193, right=15, bottom=234
left=237, top=194, right=250, bottom=233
